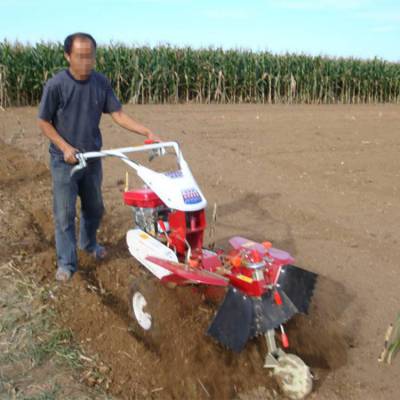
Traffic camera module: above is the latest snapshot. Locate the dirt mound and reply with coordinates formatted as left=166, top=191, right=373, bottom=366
left=0, top=140, right=53, bottom=261
left=0, top=141, right=48, bottom=186
left=0, top=138, right=352, bottom=399
left=286, top=276, right=354, bottom=389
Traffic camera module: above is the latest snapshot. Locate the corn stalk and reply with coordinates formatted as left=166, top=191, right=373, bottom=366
left=0, top=41, right=399, bottom=106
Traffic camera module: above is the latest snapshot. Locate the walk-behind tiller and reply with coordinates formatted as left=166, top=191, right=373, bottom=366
left=72, top=141, right=317, bottom=399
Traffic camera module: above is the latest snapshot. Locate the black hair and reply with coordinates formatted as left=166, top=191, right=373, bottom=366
left=64, top=32, right=97, bottom=55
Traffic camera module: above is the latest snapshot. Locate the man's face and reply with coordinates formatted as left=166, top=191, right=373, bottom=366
left=65, top=38, right=95, bottom=79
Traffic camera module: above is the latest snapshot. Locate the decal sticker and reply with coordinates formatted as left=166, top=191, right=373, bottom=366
left=165, top=170, right=183, bottom=179
left=182, top=188, right=202, bottom=204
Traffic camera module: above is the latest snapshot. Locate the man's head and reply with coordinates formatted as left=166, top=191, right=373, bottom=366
left=64, top=33, right=97, bottom=80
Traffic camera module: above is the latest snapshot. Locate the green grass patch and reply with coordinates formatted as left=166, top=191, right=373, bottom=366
left=0, top=261, right=112, bottom=399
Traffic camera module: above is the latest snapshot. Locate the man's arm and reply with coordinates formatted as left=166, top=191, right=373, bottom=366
left=37, top=119, right=78, bottom=164
left=110, top=110, right=160, bottom=141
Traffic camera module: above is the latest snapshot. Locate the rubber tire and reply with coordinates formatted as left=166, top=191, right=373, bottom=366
left=128, top=275, right=162, bottom=350
left=273, top=353, right=313, bottom=400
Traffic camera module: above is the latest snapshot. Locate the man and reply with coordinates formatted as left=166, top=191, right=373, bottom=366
left=37, top=32, right=159, bottom=281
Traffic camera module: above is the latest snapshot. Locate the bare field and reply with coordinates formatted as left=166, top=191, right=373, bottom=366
left=0, top=104, right=399, bottom=399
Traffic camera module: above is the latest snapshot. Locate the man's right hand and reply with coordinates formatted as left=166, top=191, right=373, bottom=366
left=37, top=119, right=79, bottom=164
left=63, top=145, right=79, bottom=164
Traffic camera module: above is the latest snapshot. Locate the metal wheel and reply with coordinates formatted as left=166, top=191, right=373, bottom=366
left=128, top=275, right=162, bottom=349
left=131, top=291, right=152, bottom=330
left=273, top=353, right=313, bottom=400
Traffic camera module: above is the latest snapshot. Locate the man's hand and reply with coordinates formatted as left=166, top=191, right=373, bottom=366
left=63, top=144, right=79, bottom=164
left=147, top=131, right=161, bottom=142
left=37, top=119, right=79, bottom=163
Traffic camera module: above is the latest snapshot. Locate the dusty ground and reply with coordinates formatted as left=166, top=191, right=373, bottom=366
left=0, top=104, right=399, bottom=399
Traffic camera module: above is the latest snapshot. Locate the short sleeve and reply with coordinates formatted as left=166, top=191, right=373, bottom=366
left=38, top=81, right=60, bottom=122
left=103, top=79, right=122, bottom=114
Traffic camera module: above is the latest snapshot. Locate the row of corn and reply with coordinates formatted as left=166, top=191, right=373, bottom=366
left=1, top=41, right=400, bottom=107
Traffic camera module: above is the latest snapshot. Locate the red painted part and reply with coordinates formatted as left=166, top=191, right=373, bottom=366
left=251, top=249, right=262, bottom=262
left=225, top=258, right=290, bottom=297
left=168, top=211, right=187, bottom=255
left=227, top=273, right=266, bottom=297
left=201, top=249, right=222, bottom=272
left=144, top=139, right=158, bottom=144
left=188, top=257, right=200, bottom=268
left=274, top=290, right=283, bottom=305
left=281, top=332, right=289, bottom=348
left=222, top=246, right=291, bottom=297
left=168, top=210, right=206, bottom=258
left=123, top=188, right=164, bottom=208
left=146, top=256, right=228, bottom=287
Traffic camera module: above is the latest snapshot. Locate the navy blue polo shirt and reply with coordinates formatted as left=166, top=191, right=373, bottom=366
left=38, top=69, right=122, bottom=155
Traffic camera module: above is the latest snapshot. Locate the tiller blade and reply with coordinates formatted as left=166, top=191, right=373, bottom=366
left=277, top=264, right=318, bottom=314
left=207, top=286, right=253, bottom=352
left=207, top=265, right=318, bottom=352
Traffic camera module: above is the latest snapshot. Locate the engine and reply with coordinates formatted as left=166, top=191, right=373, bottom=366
left=123, top=188, right=169, bottom=237
left=123, top=187, right=207, bottom=262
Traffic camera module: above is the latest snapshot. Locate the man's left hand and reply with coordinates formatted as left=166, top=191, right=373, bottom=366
left=147, top=131, right=161, bottom=142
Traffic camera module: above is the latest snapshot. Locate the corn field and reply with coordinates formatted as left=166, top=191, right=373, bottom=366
left=1, top=41, right=400, bottom=108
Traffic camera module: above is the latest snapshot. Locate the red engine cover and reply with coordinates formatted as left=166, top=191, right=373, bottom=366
left=123, top=188, right=164, bottom=208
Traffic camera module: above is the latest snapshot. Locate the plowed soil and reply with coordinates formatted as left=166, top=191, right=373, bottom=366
left=1, top=104, right=399, bottom=399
